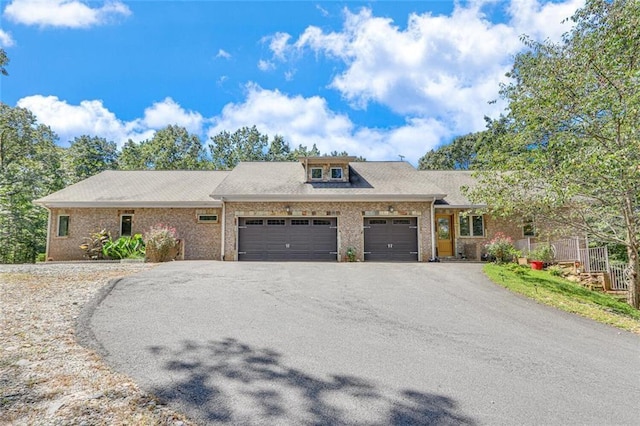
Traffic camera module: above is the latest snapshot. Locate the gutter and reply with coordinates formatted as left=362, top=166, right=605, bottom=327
left=44, top=207, right=52, bottom=261
left=211, top=193, right=447, bottom=203
left=32, top=201, right=223, bottom=208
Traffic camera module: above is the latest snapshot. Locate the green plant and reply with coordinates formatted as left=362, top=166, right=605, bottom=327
left=36, top=253, right=46, bottom=262
left=528, top=244, right=554, bottom=263
left=484, top=232, right=518, bottom=263
left=144, top=224, right=179, bottom=262
left=79, top=229, right=110, bottom=260
left=547, top=265, right=564, bottom=277
left=102, top=234, right=145, bottom=260
left=345, top=247, right=357, bottom=262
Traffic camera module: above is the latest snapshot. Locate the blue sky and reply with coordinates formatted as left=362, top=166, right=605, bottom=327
left=0, top=0, right=583, bottom=164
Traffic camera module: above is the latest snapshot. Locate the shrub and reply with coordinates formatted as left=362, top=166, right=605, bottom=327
left=346, top=247, right=357, bottom=262
left=79, top=229, right=111, bottom=260
left=144, top=224, right=179, bottom=262
left=528, top=244, right=555, bottom=263
left=102, top=234, right=145, bottom=260
left=484, top=232, right=519, bottom=263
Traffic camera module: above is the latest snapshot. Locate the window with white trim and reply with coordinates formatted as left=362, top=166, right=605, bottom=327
left=120, top=214, right=133, bottom=236
left=311, top=167, right=323, bottom=180
left=330, top=167, right=343, bottom=180
left=57, top=215, right=69, bottom=237
left=459, top=214, right=484, bottom=237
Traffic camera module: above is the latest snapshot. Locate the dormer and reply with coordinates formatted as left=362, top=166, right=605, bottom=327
left=300, top=156, right=355, bottom=183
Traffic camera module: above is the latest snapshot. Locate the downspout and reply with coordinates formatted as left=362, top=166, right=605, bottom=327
left=220, top=197, right=226, bottom=261
left=44, top=207, right=52, bottom=261
left=430, top=200, right=437, bottom=260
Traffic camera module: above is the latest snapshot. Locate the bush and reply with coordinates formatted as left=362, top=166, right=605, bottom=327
left=79, top=229, right=111, bottom=260
left=144, top=224, right=179, bottom=262
left=528, top=244, right=555, bottom=263
left=484, top=232, right=519, bottom=263
left=346, top=247, right=357, bottom=262
left=102, top=234, right=145, bottom=260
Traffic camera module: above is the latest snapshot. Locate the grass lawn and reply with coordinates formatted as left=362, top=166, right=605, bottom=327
left=483, top=263, right=640, bottom=334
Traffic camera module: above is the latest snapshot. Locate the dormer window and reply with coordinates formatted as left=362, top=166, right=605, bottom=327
left=311, top=167, right=323, bottom=180
left=330, top=167, right=343, bottom=180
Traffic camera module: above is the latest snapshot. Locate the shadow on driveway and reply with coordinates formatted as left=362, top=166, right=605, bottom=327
left=148, top=338, right=477, bottom=425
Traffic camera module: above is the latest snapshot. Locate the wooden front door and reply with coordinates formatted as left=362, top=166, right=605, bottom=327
left=435, top=214, right=454, bottom=257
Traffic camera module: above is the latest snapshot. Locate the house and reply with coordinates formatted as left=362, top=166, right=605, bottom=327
left=35, top=157, right=531, bottom=262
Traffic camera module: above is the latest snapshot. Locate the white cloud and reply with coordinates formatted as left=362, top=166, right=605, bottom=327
left=216, top=49, right=231, bottom=59
left=16, top=95, right=205, bottom=147
left=508, top=0, right=584, bottom=41
left=257, top=59, right=275, bottom=71
left=141, top=97, right=204, bottom=135
left=4, top=0, right=131, bottom=28
left=267, top=32, right=291, bottom=60
left=207, top=84, right=444, bottom=162
left=0, top=29, right=15, bottom=47
left=269, top=0, right=582, bottom=138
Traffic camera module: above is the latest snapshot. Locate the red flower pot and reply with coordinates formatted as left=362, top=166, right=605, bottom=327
left=530, top=261, right=544, bottom=270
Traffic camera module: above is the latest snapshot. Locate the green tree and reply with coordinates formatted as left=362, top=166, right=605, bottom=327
left=469, top=0, right=640, bottom=307
left=418, top=118, right=506, bottom=170
left=66, top=135, right=119, bottom=183
left=118, top=139, right=146, bottom=170
left=266, top=134, right=295, bottom=161
left=208, top=126, right=270, bottom=170
left=120, top=125, right=209, bottom=170
left=0, top=48, right=9, bottom=76
left=0, top=103, right=64, bottom=263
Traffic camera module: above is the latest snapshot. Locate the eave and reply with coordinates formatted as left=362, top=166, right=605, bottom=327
left=33, top=201, right=223, bottom=208
left=212, top=193, right=445, bottom=203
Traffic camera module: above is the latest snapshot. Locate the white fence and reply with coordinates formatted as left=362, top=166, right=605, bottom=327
left=515, top=237, right=587, bottom=262
left=578, top=247, right=609, bottom=273
left=515, top=236, right=631, bottom=292
left=609, top=263, right=631, bottom=291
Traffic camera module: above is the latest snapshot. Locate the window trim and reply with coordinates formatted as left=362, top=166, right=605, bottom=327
left=120, top=214, right=133, bottom=237
left=459, top=214, right=484, bottom=237
left=310, top=167, right=323, bottom=180
left=197, top=214, right=219, bottom=223
left=330, top=167, right=343, bottom=180
left=57, top=215, right=70, bottom=237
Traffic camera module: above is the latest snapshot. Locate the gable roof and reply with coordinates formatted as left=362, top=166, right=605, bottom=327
left=34, top=170, right=230, bottom=208
left=419, top=170, right=484, bottom=208
left=211, top=161, right=447, bottom=201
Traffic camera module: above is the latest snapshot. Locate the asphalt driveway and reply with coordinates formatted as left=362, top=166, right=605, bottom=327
left=86, top=261, right=640, bottom=425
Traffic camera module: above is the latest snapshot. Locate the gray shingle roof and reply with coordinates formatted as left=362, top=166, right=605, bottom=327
left=35, top=170, right=230, bottom=207
left=418, top=170, right=484, bottom=207
left=211, top=161, right=447, bottom=201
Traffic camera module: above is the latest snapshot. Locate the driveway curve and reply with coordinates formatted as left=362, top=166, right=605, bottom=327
left=87, top=261, right=640, bottom=425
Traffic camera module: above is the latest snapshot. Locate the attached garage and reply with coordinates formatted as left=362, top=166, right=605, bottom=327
left=363, top=217, right=419, bottom=262
left=238, top=217, right=337, bottom=261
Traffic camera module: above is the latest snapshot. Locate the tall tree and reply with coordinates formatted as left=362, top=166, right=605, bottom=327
left=469, top=0, right=640, bottom=307
left=209, top=126, right=270, bottom=170
left=66, top=135, right=119, bottom=182
left=120, top=125, right=209, bottom=170
left=0, top=48, right=8, bottom=76
left=0, top=103, right=64, bottom=263
left=418, top=118, right=506, bottom=170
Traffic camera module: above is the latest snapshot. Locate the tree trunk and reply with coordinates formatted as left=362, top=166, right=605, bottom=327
left=628, top=246, right=640, bottom=309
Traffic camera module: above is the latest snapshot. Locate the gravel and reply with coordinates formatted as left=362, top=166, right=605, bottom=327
left=0, top=262, right=195, bottom=425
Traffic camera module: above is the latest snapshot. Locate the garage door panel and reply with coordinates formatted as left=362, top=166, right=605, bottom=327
left=238, top=218, right=337, bottom=261
left=364, top=218, right=418, bottom=262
